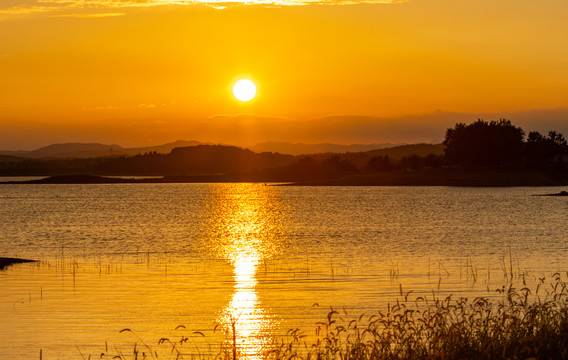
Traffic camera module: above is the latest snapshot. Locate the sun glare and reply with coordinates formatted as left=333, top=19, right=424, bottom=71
left=233, top=79, right=257, bottom=102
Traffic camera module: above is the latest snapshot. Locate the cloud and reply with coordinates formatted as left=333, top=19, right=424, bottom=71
left=53, top=12, right=125, bottom=17
left=0, top=0, right=404, bottom=15
left=0, top=5, right=55, bottom=16
left=81, top=103, right=164, bottom=111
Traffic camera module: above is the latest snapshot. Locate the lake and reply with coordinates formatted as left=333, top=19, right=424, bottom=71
left=1, top=183, right=567, bottom=359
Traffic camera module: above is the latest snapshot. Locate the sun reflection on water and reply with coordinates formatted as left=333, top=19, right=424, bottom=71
left=203, top=184, right=287, bottom=360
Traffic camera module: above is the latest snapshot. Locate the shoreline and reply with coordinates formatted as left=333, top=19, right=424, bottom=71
left=286, top=168, right=567, bottom=187
left=0, top=169, right=566, bottom=187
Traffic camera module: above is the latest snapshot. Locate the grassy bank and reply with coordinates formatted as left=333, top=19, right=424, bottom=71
left=98, top=274, right=568, bottom=360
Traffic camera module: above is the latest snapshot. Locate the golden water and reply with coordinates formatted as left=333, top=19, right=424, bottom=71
left=1, top=184, right=567, bottom=359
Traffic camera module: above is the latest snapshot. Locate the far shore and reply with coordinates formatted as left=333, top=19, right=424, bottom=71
left=286, top=168, right=568, bottom=187
left=0, top=257, right=37, bottom=270
left=0, top=169, right=566, bottom=187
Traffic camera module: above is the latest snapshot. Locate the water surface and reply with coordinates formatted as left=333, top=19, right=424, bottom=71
left=1, top=184, right=567, bottom=359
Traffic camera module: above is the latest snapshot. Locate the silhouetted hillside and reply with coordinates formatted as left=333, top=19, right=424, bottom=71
left=92, top=145, right=296, bottom=176
left=304, top=143, right=445, bottom=169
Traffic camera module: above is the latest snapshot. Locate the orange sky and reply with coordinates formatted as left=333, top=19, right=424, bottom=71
left=1, top=0, right=567, bottom=149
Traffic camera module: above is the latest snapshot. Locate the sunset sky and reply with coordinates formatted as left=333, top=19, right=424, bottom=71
left=1, top=0, right=567, bottom=149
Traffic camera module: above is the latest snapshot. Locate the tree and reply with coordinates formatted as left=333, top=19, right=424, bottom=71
left=525, top=130, right=568, bottom=168
left=401, top=155, right=421, bottom=171
left=365, top=155, right=395, bottom=173
left=444, top=119, right=525, bottom=167
left=548, top=131, right=568, bottom=149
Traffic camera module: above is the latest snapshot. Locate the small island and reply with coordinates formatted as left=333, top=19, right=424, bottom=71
left=0, top=257, right=37, bottom=270
left=533, top=190, right=568, bottom=197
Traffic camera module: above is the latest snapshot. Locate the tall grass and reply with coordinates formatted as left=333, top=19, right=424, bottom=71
left=98, top=274, right=568, bottom=360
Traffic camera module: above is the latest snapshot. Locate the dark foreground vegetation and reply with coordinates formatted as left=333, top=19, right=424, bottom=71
left=1, top=119, right=567, bottom=185
left=97, top=275, right=568, bottom=360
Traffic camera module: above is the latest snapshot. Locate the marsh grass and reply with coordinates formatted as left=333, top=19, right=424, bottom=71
left=275, top=273, right=568, bottom=360
left=95, top=274, right=568, bottom=360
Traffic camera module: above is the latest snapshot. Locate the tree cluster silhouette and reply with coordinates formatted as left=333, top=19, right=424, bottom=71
left=443, top=119, right=567, bottom=169
left=525, top=130, right=568, bottom=169
left=364, top=154, right=444, bottom=173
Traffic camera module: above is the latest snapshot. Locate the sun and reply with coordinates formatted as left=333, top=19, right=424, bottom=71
left=232, top=79, right=257, bottom=102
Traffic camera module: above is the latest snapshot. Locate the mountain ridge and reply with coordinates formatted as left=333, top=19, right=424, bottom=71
left=0, top=140, right=210, bottom=159
left=0, top=140, right=417, bottom=159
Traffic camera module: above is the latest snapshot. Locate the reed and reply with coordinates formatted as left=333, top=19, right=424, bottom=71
left=269, top=274, right=568, bottom=360
left=96, top=274, right=568, bottom=360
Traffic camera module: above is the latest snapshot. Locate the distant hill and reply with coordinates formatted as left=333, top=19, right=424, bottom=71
left=28, top=143, right=124, bottom=158
left=0, top=140, right=412, bottom=159
left=249, top=142, right=401, bottom=155
left=124, top=140, right=213, bottom=156
left=0, top=140, right=210, bottom=159
left=0, top=150, right=30, bottom=158
left=0, top=155, right=25, bottom=162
